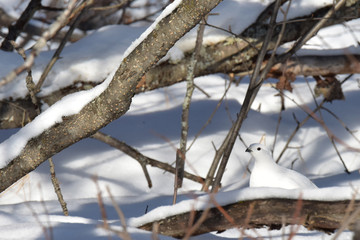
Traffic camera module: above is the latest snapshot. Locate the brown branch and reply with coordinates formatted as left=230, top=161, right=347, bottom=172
left=49, top=157, right=69, bottom=216
left=12, top=41, right=69, bottom=215
left=93, top=176, right=111, bottom=235
left=35, top=4, right=88, bottom=93
left=321, top=105, right=360, bottom=144
left=0, top=0, right=79, bottom=88
left=269, top=54, right=360, bottom=77
left=93, top=131, right=152, bottom=188
left=91, top=131, right=204, bottom=185
left=105, top=186, right=132, bottom=240
left=175, top=15, right=207, bottom=203
left=210, top=0, right=283, bottom=192
left=0, top=0, right=42, bottom=51
left=138, top=198, right=360, bottom=238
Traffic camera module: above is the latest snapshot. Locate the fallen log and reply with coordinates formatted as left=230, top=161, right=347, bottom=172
left=137, top=198, right=360, bottom=238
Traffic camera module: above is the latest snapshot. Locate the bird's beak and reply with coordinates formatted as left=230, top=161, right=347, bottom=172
left=245, top=147, right=252, bottom=153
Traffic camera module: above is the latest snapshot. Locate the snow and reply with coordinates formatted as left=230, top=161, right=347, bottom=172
left=0, top=0, right=360, bottom=239
left=278, top=0, right=334, bottom=21
left=173, top=0, right=272, bottom=52
left=0, top=0, right=26, bottom=19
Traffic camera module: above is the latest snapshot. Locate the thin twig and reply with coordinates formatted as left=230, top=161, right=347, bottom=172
left=204, top=21, right=259, bottom=51
left=35, top=2, right=89, bottom=93
left=321, top=106, right=360, bottom=144
left=91, top=1, right=129, bottom=11
left=193, top=83, right=211, bottom=98
left=49, top=158, right=69, bottom=216
left=182, top=198, right=212, bottom=240
left=92, top=176, right=112, bottom=239
left=12, top=40, right=69, bottom=216
left=200, top=77, right=234, bottom=191
left=0, top=0, right=79, bottom=87
left=10, top=41, right=40, bottom=110
left=211, top=0, right=283, bottom=192
left=272, top=96, right=283, bottom=156
left=175, top=16, right=207, bottom=203
left=275, top=98, right=324, bottom=163
left=305, top=78, right=350, bottom=173
left=271, top=0, right=292, bottom=154
left=92, top=131, right=152, bottom=188
left=331, top=138, right=350, bottom=173
left=106, top=186, right=132, bottom=240
left=276, top=0, right=348, bottom=63
left=151, top=222, right=160, bottom=240
left=188, top=76, right=234, bottom=151
left=331, top=189, right=360, bottom=240
left=25, top=188, right=53, bottom=240
left=288, top=194, right=305, bottom=240
left=91, top=131, right=205, bottom=185
left=0, top=0, right=42, bottom=51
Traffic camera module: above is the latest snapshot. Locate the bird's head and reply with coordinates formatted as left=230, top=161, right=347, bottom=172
left=245, top=143, right=271, bottom=159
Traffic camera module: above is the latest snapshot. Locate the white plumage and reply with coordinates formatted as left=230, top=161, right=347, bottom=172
left=246, top=143, right=317, bottom=189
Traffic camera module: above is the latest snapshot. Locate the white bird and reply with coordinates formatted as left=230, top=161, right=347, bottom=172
left=246, top=143, right=317, bottom=189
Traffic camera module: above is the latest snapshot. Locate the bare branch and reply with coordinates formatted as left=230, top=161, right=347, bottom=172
left=175, top=16, right=208, bottom=203
left=210, top=0, right=283, bottom=192
left=0, top=0, right=80, bottom=88
left=49, top=158, right=69, bottom=216
left=35, top=4, right=88, bottom=93
left=91, top=131, right=204, bottom=186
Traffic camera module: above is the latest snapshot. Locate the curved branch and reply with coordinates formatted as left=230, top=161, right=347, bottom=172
left=0, top=0, right=223, bottom=193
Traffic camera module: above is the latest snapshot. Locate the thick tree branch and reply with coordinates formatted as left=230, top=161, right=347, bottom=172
left=138, top=198, right=360, bottom=238
left=0, top=0, right=223, bottom=193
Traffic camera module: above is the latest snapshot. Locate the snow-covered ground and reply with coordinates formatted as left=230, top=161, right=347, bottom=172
left=0, top=0, right=360, bottom=239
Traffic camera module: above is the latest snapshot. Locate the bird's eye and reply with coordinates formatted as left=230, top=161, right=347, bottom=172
left=257, top=147, right=261, bottom=151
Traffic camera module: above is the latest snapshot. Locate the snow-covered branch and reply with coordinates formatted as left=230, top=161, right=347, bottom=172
left=137, top=196, right=360, bottom=237
left=0, top=0, right=222, bottom=192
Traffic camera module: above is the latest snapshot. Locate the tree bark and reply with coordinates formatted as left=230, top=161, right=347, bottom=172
left=138, top=198, right=360, bottom=238
left=269, top=54, right=360, bottom=77
left=0, top=0, right=223, bottom=193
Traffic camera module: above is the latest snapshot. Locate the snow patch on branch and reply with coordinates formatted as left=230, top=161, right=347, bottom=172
left=0, top=0, right=183, bottom=168
left=128, top=187, right=358, bottom=227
